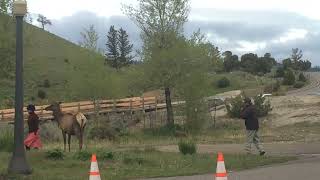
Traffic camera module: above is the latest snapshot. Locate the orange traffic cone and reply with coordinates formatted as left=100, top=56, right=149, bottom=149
left=215, top=152, right=227, bottom=180
left=89, top=154, right=101, bottom=180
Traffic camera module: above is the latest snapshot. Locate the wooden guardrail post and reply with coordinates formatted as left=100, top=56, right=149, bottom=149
left=130, top=98, right=133, bottom=122
left=113, top=99, right=117, bottom=112
left=142, top=97, right=145, bottom=128
left=77, top=103, right=81, bottom=112
left=155, top=97, right=158, bottom=127
left=149, top=105, right=152, bottom=128
left=40, top=107, right=44, bottom=118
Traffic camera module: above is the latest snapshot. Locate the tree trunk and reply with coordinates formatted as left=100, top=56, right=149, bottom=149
left=165, top=87, right=174, bottom=125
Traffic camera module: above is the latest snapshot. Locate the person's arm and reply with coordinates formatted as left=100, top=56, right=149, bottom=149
left=240, top=107, right=248, bottom=119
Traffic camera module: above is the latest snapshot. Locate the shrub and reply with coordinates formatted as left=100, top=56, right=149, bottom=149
left=216, top=77, right=230, bottom=88
left=88, top=125, right=117, bottom=140
left=46, top=149, right=64, bottom=160
left=226, top=95, right=244, bottom=118
left=282, top=69, right=295, bottom=85
left=43, top=79, right=51, bottom=88
left=298, top=73, right=307, bottom=82
left=253, top=95, right=273, bottom=117
left=122, top=155, right=146, bottom=165
left=98, top=151, right=114, bottom=160
left=40, top=122, right=61, bottom=142
left=73, top=150, right=92, bottom=161
left=37, top=90, right=47, bottom=99
left=275, top=67, right=285, bottom=77
left=178, top=141, right=197, bottom=155
left=144, top=146, right=156, bottom=152
left=226, top=94, right=272, bottom=118
left=0, top=129, right=14, bottom=152
left=264, top=81, right=280, bottom=93
left=293, top=81, right=305, bottom=89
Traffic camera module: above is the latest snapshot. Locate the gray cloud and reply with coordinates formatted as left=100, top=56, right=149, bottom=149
left=46, top=9, right=320, bottom=65
left=47, top=11, right=141, bottom=53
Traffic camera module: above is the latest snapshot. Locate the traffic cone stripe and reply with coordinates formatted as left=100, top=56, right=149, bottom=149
left=216, top=172, right=227, bottom=177
left=89, top=172, right=100, bottom=176
left=91, top=154, right=97, bottom=162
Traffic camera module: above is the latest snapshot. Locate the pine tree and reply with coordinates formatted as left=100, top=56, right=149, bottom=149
left=118, top=28, right=133, bottom=66
left=105, top=25, right=119, bottom=69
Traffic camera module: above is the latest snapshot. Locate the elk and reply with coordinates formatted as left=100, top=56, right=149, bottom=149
left=45, top=102, right=87, bottom=151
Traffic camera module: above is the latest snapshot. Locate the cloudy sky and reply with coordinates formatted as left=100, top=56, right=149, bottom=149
left=27, top=0, right=320, bottom=65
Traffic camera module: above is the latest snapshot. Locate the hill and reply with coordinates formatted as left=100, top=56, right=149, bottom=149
left=0, top=15, right=132, bottom=108
left=0, top=15, right=273, bottom=109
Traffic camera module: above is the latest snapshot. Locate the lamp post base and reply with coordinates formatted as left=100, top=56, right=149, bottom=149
left=8, top=155, right=32, bottom=175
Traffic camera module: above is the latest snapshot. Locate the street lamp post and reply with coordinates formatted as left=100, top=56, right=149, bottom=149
left=8, top=0, right=31, bottom=174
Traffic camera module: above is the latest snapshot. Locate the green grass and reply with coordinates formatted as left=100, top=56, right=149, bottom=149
left=0, top=126, right=14, bottom=152
left=0, top=149, right=295, bottom=180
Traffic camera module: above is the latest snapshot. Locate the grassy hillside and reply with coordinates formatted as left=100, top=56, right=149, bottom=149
left=0, top=15, right=272, bottom=109
left=0, top=15, right=133, bottom=108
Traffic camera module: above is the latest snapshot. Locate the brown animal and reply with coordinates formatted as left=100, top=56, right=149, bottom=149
left=45, top=102, right=87, bottom=152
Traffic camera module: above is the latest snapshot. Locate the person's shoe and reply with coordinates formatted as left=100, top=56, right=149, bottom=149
left=260, top=151, right=266, bottom=156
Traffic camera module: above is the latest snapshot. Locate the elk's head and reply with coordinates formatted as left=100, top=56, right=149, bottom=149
left=45, top=102, right=62, bottom=112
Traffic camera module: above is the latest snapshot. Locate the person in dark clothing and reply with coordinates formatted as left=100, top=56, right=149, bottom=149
left=24, top=104, right=42, bottom=150
left=240, top=97, right=265, bottom=156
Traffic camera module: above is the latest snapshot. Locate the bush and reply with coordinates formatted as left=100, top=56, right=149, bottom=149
left=298, top=73, right=307, bottom=82
left=253, top=95, right=273, bottom=117
left=293, top=81, right=305, bottom=89
left=46, top=149, right=64, bottom=160
left=216, top=77, right=230, bottom=88
left=226, top=95, right=244, bottom=118
left=282, top=69, right=295, bottom=85
left=275, top=67, right=285, bottom=78
left=40, top=122, right=61, bottom=142
left=99, top=151, right=114, bottom=160
left=73, top=150, right=92, bottom=161
left=0, top=129, right=14, bottom=152
left=178, top=141, right=197, bottom=155
left=43, top=79, right=51, bottom=88
left=264, top=81, right=280, bottom=93
left=122, top=155, right=146, bottom=165
left=37, top=90, right=47, bottom=99
left=88, top=125, right=117, bottom=140
left=226, top=94, right=272, bottom=118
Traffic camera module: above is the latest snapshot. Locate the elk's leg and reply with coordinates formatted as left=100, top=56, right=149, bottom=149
left=68, top=134, right=71, bottom=152
left=62, top=131, right=66, bottom=151
left=79, top=130, right=83, bottom=150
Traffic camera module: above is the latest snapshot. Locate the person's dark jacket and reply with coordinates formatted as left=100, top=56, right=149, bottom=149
left=240, top=105, right=259, bottom=130
left=28, top=112, right=39, bottom=134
